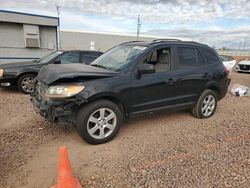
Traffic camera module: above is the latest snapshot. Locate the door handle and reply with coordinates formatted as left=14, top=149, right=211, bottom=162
left=167, top=78, right=174, bottom=84
left=203, top=73, right=209, bottom=79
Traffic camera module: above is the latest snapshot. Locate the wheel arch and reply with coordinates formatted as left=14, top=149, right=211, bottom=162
left=84, top=93, right=129, bottom=117
left=203, top=83, right=221, bottom=99
left=17, top=71, right=37, bottom=80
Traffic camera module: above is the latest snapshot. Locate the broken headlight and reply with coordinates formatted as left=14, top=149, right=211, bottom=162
left=45, top=85, right=85, bottom=98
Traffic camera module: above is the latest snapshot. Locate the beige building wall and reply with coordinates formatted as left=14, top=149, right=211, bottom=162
left=61, top=30, right=191, bottom=52
left=0, top=10, right=58, bottom=63
left=61, top=31, right=155, bottom=52
left=0, top=23, right=57, bottom=60
left=0, top=10, right=58, bottom=26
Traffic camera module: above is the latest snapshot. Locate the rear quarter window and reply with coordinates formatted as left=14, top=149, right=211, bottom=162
left=177, top=47, right=198, bottom=68
left=202, top=47, right=220, bottom=64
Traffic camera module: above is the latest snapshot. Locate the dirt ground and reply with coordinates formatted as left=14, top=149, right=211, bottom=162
left=0, top=71, right=249, bottom=188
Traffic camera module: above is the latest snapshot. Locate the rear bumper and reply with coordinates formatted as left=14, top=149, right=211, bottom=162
left=219, top=77, right=231, bottom=100
left=31, top=96, right=80, bottom=123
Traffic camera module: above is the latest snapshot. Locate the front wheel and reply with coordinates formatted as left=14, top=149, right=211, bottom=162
left=191, top=89, right=218, bottom=119
left=76, top=100, right=122, bottom=144
left=17, top=74, right=36, bottom=94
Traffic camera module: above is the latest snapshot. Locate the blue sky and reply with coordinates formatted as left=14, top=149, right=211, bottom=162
left=1, top=0, right=250, bottom=49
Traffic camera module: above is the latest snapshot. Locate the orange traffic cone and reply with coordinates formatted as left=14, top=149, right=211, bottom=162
left=51, top=146, right=83, bottom=188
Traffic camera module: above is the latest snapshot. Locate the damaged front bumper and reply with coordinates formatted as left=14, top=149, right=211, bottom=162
left=31, top=95, right=84, bottom=123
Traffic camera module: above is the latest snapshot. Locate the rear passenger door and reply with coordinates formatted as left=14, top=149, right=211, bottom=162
left=172, top=45, right=208, bottom=105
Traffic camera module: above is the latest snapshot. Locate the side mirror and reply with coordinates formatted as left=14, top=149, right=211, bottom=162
left=138, top=63, right=155, bottom=74
left=54, top=59, right=61, bottom=64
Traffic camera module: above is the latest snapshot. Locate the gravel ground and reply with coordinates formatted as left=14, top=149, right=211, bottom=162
left=0, top=71, right=249, bottom=188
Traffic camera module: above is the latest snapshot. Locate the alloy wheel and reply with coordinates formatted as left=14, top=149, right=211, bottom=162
left=21, top=76, right=35, bottom=93
left=87, top=108, right=117, bottom=139
left=201, top=95, right=215, bottom=117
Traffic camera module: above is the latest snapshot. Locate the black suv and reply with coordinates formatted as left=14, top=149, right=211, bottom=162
left=0, top=50, right=102, bottom=94
left=31, top=39, right=230, bottom=144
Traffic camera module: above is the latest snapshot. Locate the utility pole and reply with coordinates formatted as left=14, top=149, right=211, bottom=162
left=238, top=41, right=242, bottom=50
left=136, top=15, right=141, bottom=41
left=243, top=38, right=246, bottom=51
left=56, top=5, right=61, bottom=50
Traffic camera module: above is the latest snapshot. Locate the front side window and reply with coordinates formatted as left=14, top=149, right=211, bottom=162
left=177, top=47, right=198, bottom=68
left=91, top=45, right=147, bottom=71
left=58, top=52, right=80, bottom=64
left=142, top=48, right=171, bottom=72
left=36, top=51, right=63, bottom=64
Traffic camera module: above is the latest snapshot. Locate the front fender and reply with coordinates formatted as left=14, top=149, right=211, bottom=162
left=16, top=68, right=40, bottom=76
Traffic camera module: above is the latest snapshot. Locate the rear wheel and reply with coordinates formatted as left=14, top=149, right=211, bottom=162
left=191, top=89, right=218, bottom=119
left=17, top=74, right=36, bottom=94
left=76, top=100, right=122, bottom=144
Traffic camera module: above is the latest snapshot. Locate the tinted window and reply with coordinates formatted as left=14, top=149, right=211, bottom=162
left=58, top=52, right=80, bottom=64
left=202, top=48, right=220, bottom=64
left=81, top=53, right=100, bottom=65
left=197, top=49, right=205, bottom=65
left=177, top=47, right=197, bottom=68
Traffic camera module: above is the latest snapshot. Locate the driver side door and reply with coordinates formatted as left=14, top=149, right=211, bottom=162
left=130, top=46, right=178, bottom=114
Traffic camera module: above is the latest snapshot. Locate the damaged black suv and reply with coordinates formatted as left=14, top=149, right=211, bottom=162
left=31, top=39, right=230, bottom=144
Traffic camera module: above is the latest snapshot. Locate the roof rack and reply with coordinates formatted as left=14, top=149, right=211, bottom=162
left=153, top=39, right=182, bottom=42
left=119, top=40, right=146, bottom=45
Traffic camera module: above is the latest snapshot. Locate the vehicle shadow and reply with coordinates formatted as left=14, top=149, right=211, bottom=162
left=0, top=87, right=20, bottom=94
left=123, top=110, right=190, bottom=129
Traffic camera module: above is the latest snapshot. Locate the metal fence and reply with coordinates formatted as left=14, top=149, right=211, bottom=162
left=218, top=50, right=250, bottom=57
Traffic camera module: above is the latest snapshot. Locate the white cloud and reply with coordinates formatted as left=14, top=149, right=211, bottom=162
left=1, top=0, right=250, bottom=23
left=1, top=0, right=250, bottom=48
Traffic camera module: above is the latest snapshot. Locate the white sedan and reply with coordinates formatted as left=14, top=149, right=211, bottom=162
left=219, top=55, right=236, bottom=71
left=236, top=58, right=250, bottom=73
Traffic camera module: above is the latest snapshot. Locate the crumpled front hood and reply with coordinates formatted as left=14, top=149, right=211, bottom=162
left=0, top=61, right=38, bottom=69
left=238, top=60, right=250, bottom=65
left=38, top=63, right=117, bottom=85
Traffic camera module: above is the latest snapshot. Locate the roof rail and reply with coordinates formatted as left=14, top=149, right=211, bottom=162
left=153, top=39, right=182, bottom=42
left=120, top=40, right=146, bottom=45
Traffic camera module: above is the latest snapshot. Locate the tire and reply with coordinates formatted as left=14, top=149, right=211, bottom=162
left=76, top=99, right=122, bottom=145
left=17, top=74, right=36, bottom=94
left=191, top=89, right=218, bottom=119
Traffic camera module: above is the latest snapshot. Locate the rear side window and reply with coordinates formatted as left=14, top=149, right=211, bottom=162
left=59, top=52, right=80, bottom=64
left=177, top=47, right=198, bottom=68
left=202, top=48, right=220, bottom=64
left=81, top=53, right=100, bottom=65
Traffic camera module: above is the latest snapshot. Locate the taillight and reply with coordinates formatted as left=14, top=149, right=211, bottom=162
left=224, top=66, right=229, bottom=75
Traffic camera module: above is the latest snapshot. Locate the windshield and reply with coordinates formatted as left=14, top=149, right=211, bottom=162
left=91, top=45, right=147, bottom=71
left=35, top=51, right=63, bottom=64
